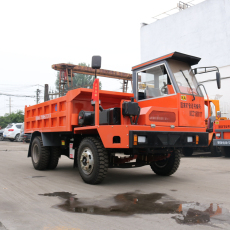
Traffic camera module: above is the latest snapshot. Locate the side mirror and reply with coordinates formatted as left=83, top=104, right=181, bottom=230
left=216, top=72, right=221, bottom=89
left=92, top=56, right=101, bottom=69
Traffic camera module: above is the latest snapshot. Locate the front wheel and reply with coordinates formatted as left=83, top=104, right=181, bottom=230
left=77, top=137, right=109, bottom=184
left=150, top=151, right=180, bottom=176
left=210, top=140, right=222, bottom=157
left=221, top=146, right=230, bottom=158
left=0, top=134, right=3, bottom=141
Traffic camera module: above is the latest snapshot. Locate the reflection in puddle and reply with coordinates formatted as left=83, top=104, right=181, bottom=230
left=174, top=203, right=230, bottom=225
left=39, top=192, right=230, bottom=226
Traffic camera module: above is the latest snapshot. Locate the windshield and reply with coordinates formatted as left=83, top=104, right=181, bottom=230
left=168, top=59, right=202, bottom=96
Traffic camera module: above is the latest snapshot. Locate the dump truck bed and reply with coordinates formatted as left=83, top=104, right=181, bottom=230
left=24, top=88, right=133, bottom=133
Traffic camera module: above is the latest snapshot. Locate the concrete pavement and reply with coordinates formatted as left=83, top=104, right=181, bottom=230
left=0, top=141, right=230, bottom=230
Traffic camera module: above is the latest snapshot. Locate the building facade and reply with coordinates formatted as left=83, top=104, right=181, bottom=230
left=140, top=0, right=230, bottom=117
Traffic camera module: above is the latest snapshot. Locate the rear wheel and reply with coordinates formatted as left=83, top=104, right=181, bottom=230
left=182, top=147, right=193, bottom=157
left=150, top=151, right=180, bottom=176
left=48, top=147, right=60, bottom=169
left=210, top=140, right=222, bottom=157
left=221, top=146, right=230, bottom=158
left=15, top=134, right=21, bottom=142
left=31, top=136, right=50, bottom=170
left=0, top=134, right=3, bottom=141
left=77, top=137, right=108, bottom=184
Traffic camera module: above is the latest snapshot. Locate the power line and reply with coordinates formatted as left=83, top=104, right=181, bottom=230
left=0, top=92, right=35, bottom=98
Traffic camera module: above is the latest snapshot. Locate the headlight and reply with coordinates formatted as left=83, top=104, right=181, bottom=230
left=138, top=136, right=146, bottom=143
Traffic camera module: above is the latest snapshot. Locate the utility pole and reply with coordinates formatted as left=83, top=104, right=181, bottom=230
left=44, top=84, right=49, bottom=102
left=36, top=89, right=41, bottom=104
left=9, top=97, right=11, bottom=114
left=6, top=97, right=12, bottom=114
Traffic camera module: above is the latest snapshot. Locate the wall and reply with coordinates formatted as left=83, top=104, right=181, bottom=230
left=140, top=0, right=230, bottom=117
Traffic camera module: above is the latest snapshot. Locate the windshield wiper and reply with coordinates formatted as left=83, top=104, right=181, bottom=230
left=180, top=70, right=195, bottom=101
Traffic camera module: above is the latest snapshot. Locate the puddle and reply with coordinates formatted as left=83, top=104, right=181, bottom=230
left=173, top=203, right=230, bottom=225
left=39, top=192, right=230, bottom=226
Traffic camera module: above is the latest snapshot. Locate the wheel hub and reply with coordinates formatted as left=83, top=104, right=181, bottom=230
left=154, top=159, right=168, bottom=168
left=80, top=148, right=94, bottom=175
left=32, top=144, right=40, bottom=164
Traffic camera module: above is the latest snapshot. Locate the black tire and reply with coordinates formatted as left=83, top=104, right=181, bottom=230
left=182, top=147, right=193, bottom=157
left=150, top=151, right=180, bottom=176
left=77, top=137, right=108, bottom=184
left=15, top=134, right=21, bottom=142
left=48, top=147, right=60, bottom=169
left=31, top=136, right=50, bottom=170
left=210, top=140, right=222, bottom=157
left=0, top=134, right=3, bottom=141
left=221, top=146, right=230, bottom=158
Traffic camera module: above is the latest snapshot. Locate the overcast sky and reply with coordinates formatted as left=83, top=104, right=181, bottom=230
left=0, top=0, right=204, bottom=117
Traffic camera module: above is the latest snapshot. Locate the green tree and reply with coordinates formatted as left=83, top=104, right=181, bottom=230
left=0, top=110, right=24, bottom=129
left=55, top=63, right=102, bottom=93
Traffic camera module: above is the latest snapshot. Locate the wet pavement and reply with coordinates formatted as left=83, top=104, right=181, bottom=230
left=40, top=191, right=230, bottom=227
left=1, top=141, right=230, bottom=230
left=0, top=222, right=7, bottom=230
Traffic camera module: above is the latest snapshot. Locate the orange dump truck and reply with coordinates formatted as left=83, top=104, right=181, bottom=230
left=213, top=118, right=230, bottom=157
left=24, top=52, right=220, bottom=184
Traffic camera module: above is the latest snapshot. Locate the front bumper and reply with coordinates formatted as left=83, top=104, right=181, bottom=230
left=129, top=131, right=208, bottom=148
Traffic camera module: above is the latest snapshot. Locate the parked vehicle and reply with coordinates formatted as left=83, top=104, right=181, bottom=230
left=20, top=123, right=31, bottom=143
left=25, top=53, right=220, bottom=184
left=3, top=123, right=23, bottom=142
left=0, top=129, right=5, bottom=141
left=213, top=114, right=230, bottom=157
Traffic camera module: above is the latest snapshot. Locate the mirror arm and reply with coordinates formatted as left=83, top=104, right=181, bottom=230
left=192, top=66, right=219, bottom=75
left=196, top=83, right=210, bottom=118
left=196, top=84, right=208, bottom=96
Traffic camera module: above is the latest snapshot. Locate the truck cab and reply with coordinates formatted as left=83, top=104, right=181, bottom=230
left=132, top=52, right=205, bottom=129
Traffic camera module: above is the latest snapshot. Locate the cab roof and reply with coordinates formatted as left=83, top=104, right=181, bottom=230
left=132, top=52, right=201, bottom=71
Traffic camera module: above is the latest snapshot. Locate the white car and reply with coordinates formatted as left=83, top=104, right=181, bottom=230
left=3, top=123, right=23, bottom=142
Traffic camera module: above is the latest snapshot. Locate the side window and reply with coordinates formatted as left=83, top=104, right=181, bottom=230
left=138, top=64, right=174, bottom=100
left=16, top=125, right=21, bottom=129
